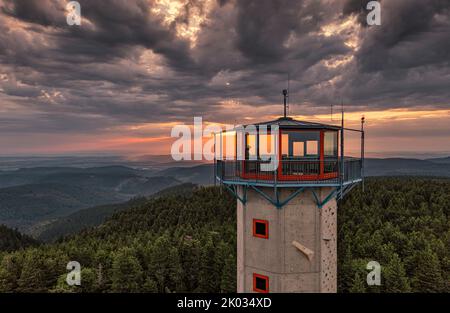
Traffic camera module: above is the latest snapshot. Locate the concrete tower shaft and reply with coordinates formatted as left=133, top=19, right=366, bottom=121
left=237, top=186, right=337, bottom=293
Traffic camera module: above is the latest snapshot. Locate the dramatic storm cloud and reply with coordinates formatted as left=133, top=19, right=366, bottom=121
left=0, top=0, right=449, bottom=156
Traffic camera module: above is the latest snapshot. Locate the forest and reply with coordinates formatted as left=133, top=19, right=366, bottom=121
left=0, top=177, right=448, bottom=293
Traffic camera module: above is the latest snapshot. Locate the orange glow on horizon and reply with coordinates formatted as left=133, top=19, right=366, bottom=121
left=1, top=108, right=448, bottom=158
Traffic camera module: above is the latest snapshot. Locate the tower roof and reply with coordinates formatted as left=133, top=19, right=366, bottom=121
left=243, top=117, right=340, bottom=130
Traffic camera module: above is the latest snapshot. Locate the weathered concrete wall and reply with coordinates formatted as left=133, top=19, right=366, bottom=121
left=320, top=197, right=337, bottom=292
left=237, top=187, right=337, bottom=293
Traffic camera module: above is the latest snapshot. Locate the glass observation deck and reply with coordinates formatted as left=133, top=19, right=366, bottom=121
left=214, top=117, right=364, bottom=188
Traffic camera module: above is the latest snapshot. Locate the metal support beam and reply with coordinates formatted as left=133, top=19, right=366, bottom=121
left=249, top=185, right=305, bottom=209
left=224, top=184, right=247, bottom=205
left=337, top=183, right=357, bottom=199
left=250, top=184, right=278, bottom=207
left=311, top=188, right=338, bottom=209
left=278, top=187, right=305, bottom=208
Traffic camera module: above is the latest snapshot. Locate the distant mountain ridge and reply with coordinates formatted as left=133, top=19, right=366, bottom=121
left=364, top=157, right=450, bottom=177
left=152, top=164, right=215, bottom=185
left=0, top=166, right=181, bottom=234
left=0, top=183, right=124, bottom=232
left=0, top=165, right=152, bottom=189
left=426, top=156, right=450, bottom=164
left=34, top=183, right=198, bottom=242
left=1, top=157, right=449, bottom=237
left=152, top=157, right=450, bottom=182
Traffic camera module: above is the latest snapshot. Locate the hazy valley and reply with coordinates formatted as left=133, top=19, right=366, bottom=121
left=0, top=155, right=449, bottom=242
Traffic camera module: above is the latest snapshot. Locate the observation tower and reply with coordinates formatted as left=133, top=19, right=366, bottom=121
left=214, top=90, right=364, bottom=293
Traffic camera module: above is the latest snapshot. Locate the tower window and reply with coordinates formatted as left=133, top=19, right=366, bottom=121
left=293, top=141, right=304, bottom=156
left=253, top=273, right=269, bottom=293
left=306, top=140, right=318, bottom=155
left=253, top=219, right=268, bottom=239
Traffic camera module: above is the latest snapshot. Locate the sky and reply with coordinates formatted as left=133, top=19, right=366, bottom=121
left=0, top=0, right=449, bottom=159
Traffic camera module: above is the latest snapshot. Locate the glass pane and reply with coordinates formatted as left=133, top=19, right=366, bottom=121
left=246, top=134, right=257, bottom=159
left=324, top=131, right=337, bottom=156
left=221, top=131, right=236, bottom=159
left=282, top=131, right=320, bottom=159
left=259, top=134, right=276, bottom=158
left=293, top=142, right=304, bottom=156
left=281, top=134, right=289, bottom=156
left=215, top=133, right=221, bottom=159
left=306, top=140, right=318, bottom=155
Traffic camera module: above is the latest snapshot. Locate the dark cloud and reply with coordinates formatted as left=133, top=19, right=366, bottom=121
left=328, top=0, right=450, bottom=111
left=1, top=0, right=66, bottom=26
left=2, top=0, right=194, bottom=71
left=233, top=0, right=333, bottom=64
left=0, top=0, right=449, bottom=147
left=344, top=0, right=450, bottom=71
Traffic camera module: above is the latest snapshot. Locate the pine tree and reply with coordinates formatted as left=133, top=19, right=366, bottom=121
left=80, top=268, right=97, bottom=293
left=198, top=237, right=220, bottom=292
left=383, top=253, right=411, bottom=292
left=349, top=272, right=366, bottom=293
left=111, top=248, right=143, bottom=292
left=220, top=253, right=236, bottom=293
left=179, top=238, right=201, bottom=292
left=17, top=249, right=51, bottom=292
left=0, top=253, right=23, bottom=292
left=147, top=234, right=182, bottom=293
left=142, top=277, right=158, bottom=292
left=412, top=248, right=444, bottom=292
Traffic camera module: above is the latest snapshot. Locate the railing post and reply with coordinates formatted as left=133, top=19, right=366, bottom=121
left=214, top=133, right=217, bottom=186
left=361, top=116, right=365, bottom=192
left=340, top=111, right=344, bottom=199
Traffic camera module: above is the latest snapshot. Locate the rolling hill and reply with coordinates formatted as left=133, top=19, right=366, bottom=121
left=0, top=166, right=182, bottom=234
left=152, top=164, right=215, bottom=185
left=0, top=224, right=39, bottom=252
left=0, top=183, right=125, bottom=232
left=34, top=198, right=148, bottom=242
left=0, top=177, right=448, bottom=293
left=34, top=183, right=198, bottom=242
left=0, top=166, right=152, bottom=189
left=1, top=157, right=449, bottom=237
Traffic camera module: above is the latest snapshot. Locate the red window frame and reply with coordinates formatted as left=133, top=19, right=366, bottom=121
left=253, top=219, right=269, bottom=239
left=253, top=273, right=269, bottom=293
left=238, top=129, right=339, bottom=182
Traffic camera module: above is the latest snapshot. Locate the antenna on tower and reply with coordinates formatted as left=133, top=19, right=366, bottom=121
left=282, top=89, right=288, bottom=118
left=287, top=73, right=290, bottom=115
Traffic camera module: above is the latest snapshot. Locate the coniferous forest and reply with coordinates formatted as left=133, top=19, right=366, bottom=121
left=0, top=177, right=448, bottom=293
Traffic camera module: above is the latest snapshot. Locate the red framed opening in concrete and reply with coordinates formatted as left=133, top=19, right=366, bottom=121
left=253, top=219, right=269, bottom=239
left=253, top=273, right=269, bottom=293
